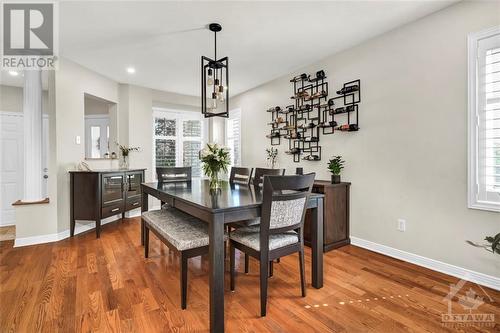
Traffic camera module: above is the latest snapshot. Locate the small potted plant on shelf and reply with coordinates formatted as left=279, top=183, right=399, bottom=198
left=200, top=143, right=231, bottom=191
left=328, top=156, right=345, bottom=184
left=266, top=147, right=278, bottom=169
left=116, top=142, right=140, bottom=169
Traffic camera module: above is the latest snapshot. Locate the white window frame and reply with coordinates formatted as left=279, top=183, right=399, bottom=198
left=468, top=25, right=500, bottom=212
left=226, top=108, right=242, bottom=167
left=152, top=108, right=208, bottom=179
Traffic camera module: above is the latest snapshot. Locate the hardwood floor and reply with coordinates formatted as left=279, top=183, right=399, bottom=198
left=1, top=217, right=498, bottom=332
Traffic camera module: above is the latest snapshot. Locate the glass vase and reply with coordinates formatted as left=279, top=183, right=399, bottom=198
left=120, top=155, right=129, bottom=169
left=209, top=172, right=220, bottom=190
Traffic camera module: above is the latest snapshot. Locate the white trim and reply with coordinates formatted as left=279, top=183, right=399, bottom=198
left=351, top=237, right=500, bottom=291
left=467, top=25, right=500, bottom=213
left=14, top=209, right=141, bottom=247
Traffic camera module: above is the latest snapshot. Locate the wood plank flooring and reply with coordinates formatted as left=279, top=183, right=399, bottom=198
left=1, top=217, right=498, bottom=332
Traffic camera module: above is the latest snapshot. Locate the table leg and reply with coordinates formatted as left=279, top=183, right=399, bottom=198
left=310, top=197, right=324, bottom=288
left=141, top=190, right=149, bottom=246
left=209, top=213, right=225, bottom=332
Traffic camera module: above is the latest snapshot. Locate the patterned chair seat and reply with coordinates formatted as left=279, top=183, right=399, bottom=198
left=142, top=208, right=227, bottom=251
left=229, top=225, right=298, bottom=251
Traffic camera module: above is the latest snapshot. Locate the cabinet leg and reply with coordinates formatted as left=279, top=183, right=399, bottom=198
left=96, top=220, right=101, bottom=239
left=122, top=212, right=125, bottom=221
left=70, top=219, right=75, bottom=237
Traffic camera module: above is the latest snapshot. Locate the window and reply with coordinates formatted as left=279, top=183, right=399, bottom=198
left=226, top=109, right=241, bottom=166
left=153, top=109, right=207, bottom=177
left=468, top=26, right=500, bottom=212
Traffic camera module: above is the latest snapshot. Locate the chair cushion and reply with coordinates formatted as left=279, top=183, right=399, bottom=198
left=143, top=208, right=226, bottom=251
left=229, top=225, right=299, bottom=251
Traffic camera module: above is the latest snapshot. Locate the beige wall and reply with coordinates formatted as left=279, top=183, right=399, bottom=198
left=0, top=84, right=49, bottom=113
left=232, top=1, right=500, bottom=278
left=54, top=59, right=120, bottom=232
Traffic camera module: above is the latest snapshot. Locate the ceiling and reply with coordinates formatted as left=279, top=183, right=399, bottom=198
left=56, top=1, right=455, bottom=97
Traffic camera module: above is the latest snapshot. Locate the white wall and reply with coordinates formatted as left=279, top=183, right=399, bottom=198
left=0, top=84, right=49, bottom=113
left=232, top=1, right=500, bottom=278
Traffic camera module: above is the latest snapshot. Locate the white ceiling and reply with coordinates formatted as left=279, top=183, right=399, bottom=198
left=57, top=1, right=456, bottom=97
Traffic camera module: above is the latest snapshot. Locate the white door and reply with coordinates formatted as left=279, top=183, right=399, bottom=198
left=0, top=112, right=24, bottom=226
left=85, top=115, right=110, bottom=158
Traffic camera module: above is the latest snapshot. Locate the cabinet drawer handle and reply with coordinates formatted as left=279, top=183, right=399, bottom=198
left=111, top=208, right=120, bottom=212
left=132, top=202, right=139, bottom=206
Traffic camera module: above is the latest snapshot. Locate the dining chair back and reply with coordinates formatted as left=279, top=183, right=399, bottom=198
left=252, top=167, right=285, bottom=187
left=156, top=167, right=192, bottom=183
left=229, top=167, right=253, bottom=185
left=229, top=173, right=315, bottom=317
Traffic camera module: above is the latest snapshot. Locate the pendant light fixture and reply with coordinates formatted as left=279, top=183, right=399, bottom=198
left=201, top=23, right=229, bottom=118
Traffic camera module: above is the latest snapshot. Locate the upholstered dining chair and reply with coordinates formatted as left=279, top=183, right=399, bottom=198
left=236, top=167, right=286, bottom=273
left=143, top=206, right=227, bottom=310
left=229, top=173, right=315, bottom=317
left=229, top=167, right=253, bottom=185
left=156, top=166, right=192, bottom=183
left=155, top=166, right=192, bottom=207
left=252, top=167, right=285, bottom=187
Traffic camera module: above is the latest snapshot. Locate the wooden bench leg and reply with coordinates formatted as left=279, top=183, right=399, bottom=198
left=141, top=218, right=145, bottom=246
left=230, top=243, right=235, bottom=291
left=180, top=252, right=188, bottom=310
left=244, top=253, right=249, bottom=274
left=269, top=261, right=274, bottom=277
left=144, top=225, right=149, bottom=258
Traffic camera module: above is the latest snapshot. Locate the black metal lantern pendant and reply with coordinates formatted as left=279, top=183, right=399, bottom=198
left=201, top=23, right=229, bottom=118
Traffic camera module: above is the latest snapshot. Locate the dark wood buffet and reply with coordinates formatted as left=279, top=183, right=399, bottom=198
left=69, top=169, right=146, bottom=238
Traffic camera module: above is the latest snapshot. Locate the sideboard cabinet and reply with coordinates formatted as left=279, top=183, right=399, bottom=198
left=304, top=181, right=351, bottom=252
left=69, top=169, right=146, bottom=238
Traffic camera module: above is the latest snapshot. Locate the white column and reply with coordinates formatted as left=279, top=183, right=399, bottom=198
left=23, top=70, right=44, bottom=201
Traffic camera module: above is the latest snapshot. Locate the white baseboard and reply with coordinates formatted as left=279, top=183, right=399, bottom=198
left=14, top=209, right=141, bottom=248
left=350, top=237, right=500, bottom=291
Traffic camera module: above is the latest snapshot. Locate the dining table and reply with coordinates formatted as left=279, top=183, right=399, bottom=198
left=141, top=179, right=324, bottom=333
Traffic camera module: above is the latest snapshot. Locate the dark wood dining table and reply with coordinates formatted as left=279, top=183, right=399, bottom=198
left=141, top=179, right=324, bottom=333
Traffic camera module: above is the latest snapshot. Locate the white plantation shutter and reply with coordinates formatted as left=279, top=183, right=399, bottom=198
left=226, top=109, right=241, bottom=166
left=153, top=109, right=207, bottom=177
left=468, top=26, right=500, bottom=212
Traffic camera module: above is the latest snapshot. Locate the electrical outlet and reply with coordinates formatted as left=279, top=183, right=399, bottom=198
left=75, top=136, right=81, bottom=144
left=397, top=219, right=406, bottom=232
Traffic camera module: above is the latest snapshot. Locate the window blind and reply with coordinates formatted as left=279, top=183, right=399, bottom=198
left=469, top=26, right=500, bottom=211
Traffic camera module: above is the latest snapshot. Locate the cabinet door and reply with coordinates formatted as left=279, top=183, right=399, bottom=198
left=125, top=171, right=143, bottom=199
left=101, top=173, right=125, bottom=206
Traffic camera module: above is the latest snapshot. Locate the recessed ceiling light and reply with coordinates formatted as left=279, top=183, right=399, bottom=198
left=8, top=71, right=19, bottom=76
left=126, top=67, right=135, bottom=74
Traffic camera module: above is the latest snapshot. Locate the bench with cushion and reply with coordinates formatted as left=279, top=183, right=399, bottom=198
left=142, top=207, right=226, bottom=309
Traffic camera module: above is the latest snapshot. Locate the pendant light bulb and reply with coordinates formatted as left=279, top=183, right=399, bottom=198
left=207, top=68, right=214, bottom=86
left=211, top=92, right=218, bottom=109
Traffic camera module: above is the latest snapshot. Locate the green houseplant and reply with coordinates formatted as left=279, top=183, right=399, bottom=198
left=200, top=143, right=231, bottom=190
left=466, top=233, right=500, bottom=255
left=327, top=156, right=345, bottom=184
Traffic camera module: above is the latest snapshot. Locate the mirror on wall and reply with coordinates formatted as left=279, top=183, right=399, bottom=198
left=84, top=93, right=118, bottom=159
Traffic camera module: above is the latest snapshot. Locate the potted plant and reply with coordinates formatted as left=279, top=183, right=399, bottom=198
left=116, top=142, right=140, bottom=169
left=200, top=143, right=231, bottom=190
left=467, top=233, right=500, bottom=255
left=266, top=147, right=278, bottom=169
left=327, top=156, right=345, bottom=184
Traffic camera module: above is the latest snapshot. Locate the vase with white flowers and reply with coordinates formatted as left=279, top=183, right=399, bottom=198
left=266, top=147, right=278, bottom=169
left=200, top=143, right=231, bottom=190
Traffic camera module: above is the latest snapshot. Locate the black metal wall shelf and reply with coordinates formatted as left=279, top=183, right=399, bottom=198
left=266, top=72, right=361, bottom=162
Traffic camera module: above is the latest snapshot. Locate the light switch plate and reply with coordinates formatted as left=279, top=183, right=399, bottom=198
left=397, top=219, right=406, bottom=232
left=75, top=136, right=81, bottom=144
